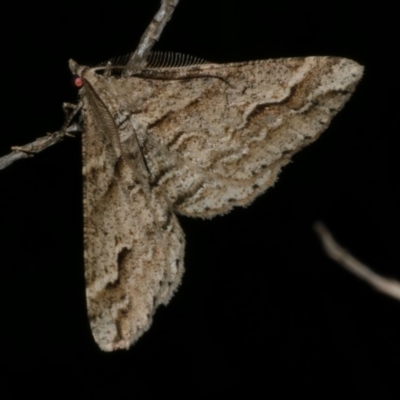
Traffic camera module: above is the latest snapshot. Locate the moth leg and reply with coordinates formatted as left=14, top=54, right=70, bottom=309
left=314, top=222, right=400, bottom=301
left=124, top=0, right=180, bottom=73
left=65, top=122, right=83, bottom=137
left=61, top=102, right=82, bottom=137
left=62, top=102, right=81, bottom=123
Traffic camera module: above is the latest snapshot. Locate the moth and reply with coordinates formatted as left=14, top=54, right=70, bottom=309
left=1, top=0, right=363, bottom=351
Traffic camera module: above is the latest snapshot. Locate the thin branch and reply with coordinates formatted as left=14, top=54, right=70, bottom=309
left=314, top=221, right=400, bottom=301
left=0, top=104, right=82, bottom=171
left=124, top=0, right=180, bottom=73
left=0, top=131, right=66, bottom=170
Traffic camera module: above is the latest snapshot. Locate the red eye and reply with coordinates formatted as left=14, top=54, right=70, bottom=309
left=72, top=75, right=84, bottom=88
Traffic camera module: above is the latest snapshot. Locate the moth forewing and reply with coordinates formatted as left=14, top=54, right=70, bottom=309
left=72, top=53, right=362, bottom=351
left=82, top=56, right=363, bottom=219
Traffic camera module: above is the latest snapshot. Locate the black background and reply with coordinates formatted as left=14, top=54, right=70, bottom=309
left=1, top=0, right=399, bottom=398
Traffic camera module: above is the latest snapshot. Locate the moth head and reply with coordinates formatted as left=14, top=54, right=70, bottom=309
left=69, top=59, right=84, bottom=75
left=68, top=59, right=88, bottom=88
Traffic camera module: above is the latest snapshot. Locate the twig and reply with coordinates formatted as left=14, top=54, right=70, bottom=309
left=314, top=221, right=400, bottom=301
left=0, top=131, right=66, bottom=170
left=124, top=0, right=180, bottom=73
left=0, top=103, right=82, bottom=171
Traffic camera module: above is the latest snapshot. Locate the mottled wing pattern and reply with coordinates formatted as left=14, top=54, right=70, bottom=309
left=75, top=55, right=362, bottom=351
left=80, top=77, right=184, bottom=351
left=90, top=56, right=362, bottom=218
